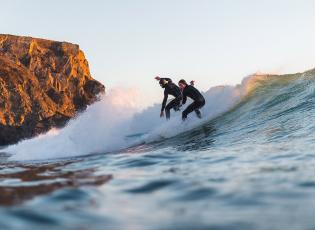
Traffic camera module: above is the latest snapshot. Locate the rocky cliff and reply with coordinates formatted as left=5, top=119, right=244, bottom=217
left=0, top=34, right=105, bottom=145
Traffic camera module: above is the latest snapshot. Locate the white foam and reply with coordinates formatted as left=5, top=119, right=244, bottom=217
left=6, top=75, right=264, bottom=161
left=7, top=88, right=140, bottom=160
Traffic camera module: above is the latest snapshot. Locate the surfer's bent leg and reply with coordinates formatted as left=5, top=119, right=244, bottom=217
left=195, top=109, right=202, bottom=118
left=165, top=101, right=173, bottom=119
left=194, top=100, right=205, bottom=119
left=165, top=97, right=182, bottom=119
left=182, top=102, right=197, bottom=120
left=165, top=107, right=171, bottom=119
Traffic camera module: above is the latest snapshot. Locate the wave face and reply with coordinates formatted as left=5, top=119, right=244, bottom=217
left=211, top=69, right=315, bottom=150
left=5, top=74, right=255, bottom=160
left=6, top=69, right=315, bottom=160
left=2, top=70, right=315, bottom=229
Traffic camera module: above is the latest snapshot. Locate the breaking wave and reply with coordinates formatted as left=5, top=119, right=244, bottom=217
left=6, top=69, right=315, bottom=161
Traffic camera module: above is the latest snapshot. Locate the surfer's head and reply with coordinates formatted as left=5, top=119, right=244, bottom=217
left=159, top=79, right=168, bottom=88
left=178, top=79, right=188, bottom=90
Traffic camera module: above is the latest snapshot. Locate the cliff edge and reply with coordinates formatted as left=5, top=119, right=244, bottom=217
left=0, top=34, right=105, bottom=145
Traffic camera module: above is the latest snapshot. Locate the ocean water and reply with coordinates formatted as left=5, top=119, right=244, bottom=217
left=2, top=70, right=315, bottom=229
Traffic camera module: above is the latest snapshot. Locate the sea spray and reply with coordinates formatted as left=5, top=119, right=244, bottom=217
left=6, top=74, right=272, bottom=161
left=7, top=88, right=141, bottom=160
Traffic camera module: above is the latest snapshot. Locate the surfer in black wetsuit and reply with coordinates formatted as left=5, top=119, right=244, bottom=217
left=155, top=76, right=182, bottom=120
left=178, top=79, right=205, bottom=121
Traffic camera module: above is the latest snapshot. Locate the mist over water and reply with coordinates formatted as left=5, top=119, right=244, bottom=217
left=6, top=88, right=141, bottom=160
left=6, top=75, right=261, bottom=161
left=2, top=70, right=315, bottom=229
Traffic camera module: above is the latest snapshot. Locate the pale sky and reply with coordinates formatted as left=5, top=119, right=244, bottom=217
left=1, top=0, right=315, bottom=105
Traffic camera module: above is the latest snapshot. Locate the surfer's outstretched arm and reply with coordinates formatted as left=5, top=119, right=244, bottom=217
left=155, top=76, right=172, bottom=83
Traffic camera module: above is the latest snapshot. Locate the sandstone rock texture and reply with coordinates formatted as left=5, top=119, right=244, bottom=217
left=0, top=34, right=104, bottom=146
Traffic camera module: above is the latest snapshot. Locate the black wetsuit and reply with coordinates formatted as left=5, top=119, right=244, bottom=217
left=182, top=85, right=205, bottom=120
left=160, top=78, right=182, bottom=119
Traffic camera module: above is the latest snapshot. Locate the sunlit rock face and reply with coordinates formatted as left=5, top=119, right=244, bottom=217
left=0, top=34, right=105, bottom=145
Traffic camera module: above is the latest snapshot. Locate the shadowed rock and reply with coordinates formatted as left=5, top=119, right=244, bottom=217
left=0, top=34, right=105, bottom=145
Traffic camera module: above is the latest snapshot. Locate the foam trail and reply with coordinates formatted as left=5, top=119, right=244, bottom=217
left=6, top=75, right=265, bottom=161
left=7, top=88, right=141, bottom=161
